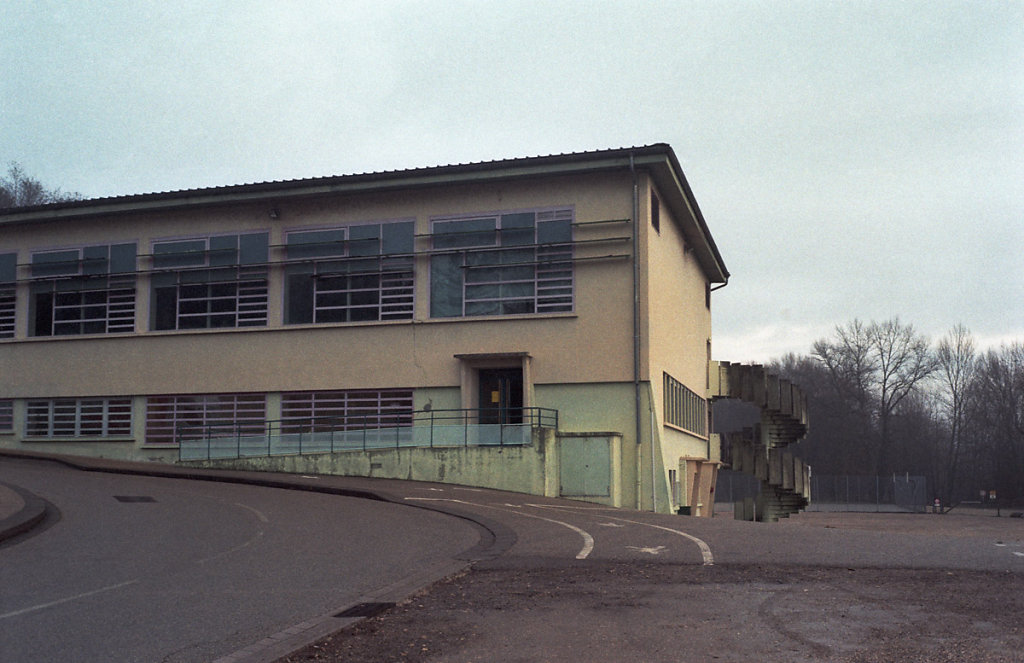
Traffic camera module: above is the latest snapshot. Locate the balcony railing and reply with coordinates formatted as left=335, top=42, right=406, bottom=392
left=177, top=407, right=558, bottom=461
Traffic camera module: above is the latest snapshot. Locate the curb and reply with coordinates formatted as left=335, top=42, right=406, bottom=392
left=0, top=480, right=49, bottom=544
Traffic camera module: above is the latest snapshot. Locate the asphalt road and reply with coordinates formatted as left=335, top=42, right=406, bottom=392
left=3, top=451, right=1023, bottom=662
left=0, top=457, right=478, bottom=663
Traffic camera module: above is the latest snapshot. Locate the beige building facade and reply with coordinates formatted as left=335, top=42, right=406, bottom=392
left=0, top=145, right=740, bottom=514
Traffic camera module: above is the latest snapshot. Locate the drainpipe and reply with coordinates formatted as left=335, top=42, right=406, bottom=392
left=651, top=404, right=657, bottom=513
left=630, top=154, right=643, bottom=511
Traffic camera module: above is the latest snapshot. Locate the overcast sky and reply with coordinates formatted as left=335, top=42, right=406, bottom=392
left=3, top=1, right=1021, bottom=363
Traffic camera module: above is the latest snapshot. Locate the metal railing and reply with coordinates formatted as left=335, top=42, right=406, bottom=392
left=178, top=407, right=558, bottom=461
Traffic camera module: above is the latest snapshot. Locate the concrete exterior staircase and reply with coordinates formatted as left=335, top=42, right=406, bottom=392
left=712, top=362, right=811, bottom=522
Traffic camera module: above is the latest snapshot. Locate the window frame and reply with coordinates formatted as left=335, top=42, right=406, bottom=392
left=28, top=244, right=137, bottom=337
left=0, top=252, right=15, bottom=339
left=144, top=393, right=267, bottom=446
left=429, top=207, right=574, bottom=318
left=25, top=397, right=133, bottom=438
left=0, top=399, right=13, bottom=433
left=284, top=220, right=415, bottom=325
left=150, top=232, right=269, bottom=331
left=280, top=389, right=414, bottom=434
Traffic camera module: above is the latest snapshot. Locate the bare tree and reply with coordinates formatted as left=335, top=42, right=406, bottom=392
left=0, top=162, right=81, bottom=208
left=969, top=343, right=1024, bottom=501
left=935, top=324, right=977, bottom=502
left=871, top=318, right=938, bottom=475
left=812, top=318, right=936, bottom=475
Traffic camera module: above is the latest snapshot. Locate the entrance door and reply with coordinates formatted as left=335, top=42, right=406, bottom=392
left=478, top=368, right=523, bottom=424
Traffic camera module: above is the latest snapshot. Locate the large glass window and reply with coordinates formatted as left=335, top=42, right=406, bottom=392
left=0, top=253, right=15, bottom=338
left=151, top=233, right=269, bottom=330
left=280, top=389, right=413, bottom=433
left=145, top=393, right=266, bottom=446
left=29, top=244, right=136, bottom=336
left=430, top=208, right=573, bottom=317
left=25, top=398, right=132, bottom=437
left=285, top=221, right=414, bottom=324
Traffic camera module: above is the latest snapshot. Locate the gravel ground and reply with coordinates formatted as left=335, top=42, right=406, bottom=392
left=279, top=512, right=1024, bottom=663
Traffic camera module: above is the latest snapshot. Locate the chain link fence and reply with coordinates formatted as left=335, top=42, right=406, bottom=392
left=715, top=470, right=930, bottom=513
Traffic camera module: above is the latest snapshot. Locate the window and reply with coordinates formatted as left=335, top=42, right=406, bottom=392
left=151, top=233, right=269, bottom=330
left=285, top=221, right=414, bottom=324
left=664, top=372, right=708, bottom=437
left=651, top=191, right=661, bottom=234
left=430, top=208, right=573, bottom=317
left=281, top=389, right=413, bottom=433
left=0, top=253, right=15, bottom=338
left=25, top=398, right=132, bottom=437
left=145, top=393, right=266, bottom=445
left=29, top=244, right=136, bottom=336
left=0, top=400, right=12, bottom=432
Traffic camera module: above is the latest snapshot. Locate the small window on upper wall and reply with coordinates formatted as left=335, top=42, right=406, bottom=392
left=650, top=191, right=661, bottom=234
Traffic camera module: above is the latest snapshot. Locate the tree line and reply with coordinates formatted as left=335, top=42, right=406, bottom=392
left=772, top=319, right=1024, bottom=506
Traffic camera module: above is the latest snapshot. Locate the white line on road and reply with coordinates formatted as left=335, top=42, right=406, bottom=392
left=600, top=516, right=714, bottom=565
left=0, top=579, right=140, bottom=620
left=406, top=497, right=595, bottom=559
left=525, top=504, right=715, bottom=566
left=234, top=502, right=269, bottom=523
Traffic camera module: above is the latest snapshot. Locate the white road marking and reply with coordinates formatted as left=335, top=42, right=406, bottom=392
left=1014, top=552, right=1024, bottom=558
left=525, top=504, right=714, bottom=566
left=606, top=516, right=714, bottom=565
left=0, top=579, right=139, bottom=620
left=234, top=502, right=269, bottom=523
left=597, top=522, right=625, bottom=528
left=627, top=545, right=668, bottom=555
left=406, top=497, right=595, bottom=559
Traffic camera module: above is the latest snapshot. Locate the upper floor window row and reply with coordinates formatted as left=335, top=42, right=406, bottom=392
left=30, top=243, right=137, bottom=336
left=3, top=206, right=579, bottom=337
left=285, top=221, right=414, bottom=324
left=430, top=208, right=574, bottom=317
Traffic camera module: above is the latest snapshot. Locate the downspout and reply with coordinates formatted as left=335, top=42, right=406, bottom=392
left=630, top=154, right=643, bottom=511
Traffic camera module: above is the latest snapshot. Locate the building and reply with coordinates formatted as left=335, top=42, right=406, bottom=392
left=0, top=144, right=807, bottom=516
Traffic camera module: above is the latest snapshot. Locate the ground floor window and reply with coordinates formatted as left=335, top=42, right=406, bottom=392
left=664, top=372, right=708, bottom=437
left=0, top=400, right=13, bottom=432
left=25, top=398, right=132, bottom=437
left=280, top=389, right=413, bottom=433
left=145, top=393, right=266, bottom=445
